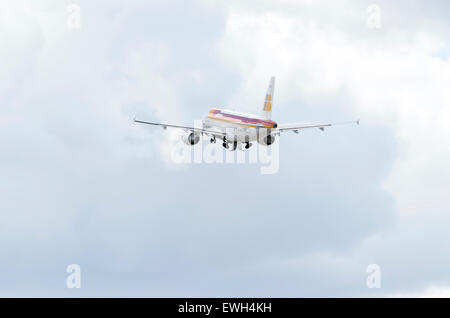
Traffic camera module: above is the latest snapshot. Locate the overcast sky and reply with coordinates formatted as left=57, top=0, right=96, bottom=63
left=0, top=0, right=449, bottom=297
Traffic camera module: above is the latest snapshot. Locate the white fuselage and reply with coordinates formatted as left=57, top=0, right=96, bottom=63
left=202, top=108, right=277, bottom=143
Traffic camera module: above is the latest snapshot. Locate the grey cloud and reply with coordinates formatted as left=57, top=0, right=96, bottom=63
left=0, top=0, right=448, bottom=296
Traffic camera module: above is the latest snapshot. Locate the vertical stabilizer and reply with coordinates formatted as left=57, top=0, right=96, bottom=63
left=262, top=76, right=275, bottom=120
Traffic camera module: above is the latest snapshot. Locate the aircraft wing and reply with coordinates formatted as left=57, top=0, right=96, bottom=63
left=275, top=120, right=359, bottom=134
left=134, top=118, right=227, bottom=137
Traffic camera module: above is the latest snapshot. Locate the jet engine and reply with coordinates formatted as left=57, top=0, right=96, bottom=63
left=258, top=134, right=276, bottom=146
left=182, top=131, right=200, bottom=145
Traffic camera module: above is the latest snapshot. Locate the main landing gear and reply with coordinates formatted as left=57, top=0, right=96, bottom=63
left=222, top=141, right=237, bottom=151
left=221, top=137, right=251, bottom=151
left=222, top=137, right=237, bottom=151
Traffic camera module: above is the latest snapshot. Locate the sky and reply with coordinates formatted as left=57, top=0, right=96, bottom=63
left=0, top=0, right=449, bottom=297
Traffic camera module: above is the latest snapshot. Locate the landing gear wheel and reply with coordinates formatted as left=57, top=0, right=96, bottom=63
left=238, top=142, right=252, bottom=151
left=229, top=141, right=237, bottom=151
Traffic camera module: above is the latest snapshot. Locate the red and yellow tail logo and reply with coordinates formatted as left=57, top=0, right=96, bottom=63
left=264, top=94, right=272, bottom=112
left=262, top=76, right=275, bottom=119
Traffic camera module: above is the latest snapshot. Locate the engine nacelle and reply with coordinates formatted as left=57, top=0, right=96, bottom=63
left=182, top=131, right=200, bottom=145
left=258, top=134, right=276, bottom=146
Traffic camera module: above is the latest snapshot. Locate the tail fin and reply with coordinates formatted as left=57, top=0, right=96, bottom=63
left=262, top=76, right=275, bottom=120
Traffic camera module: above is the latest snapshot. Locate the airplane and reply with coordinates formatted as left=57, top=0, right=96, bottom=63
left=134, top=76, right=359, bottom=151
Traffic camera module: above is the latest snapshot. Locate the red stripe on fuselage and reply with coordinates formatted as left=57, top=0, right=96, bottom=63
left=208, top=109, right=277, bottom=128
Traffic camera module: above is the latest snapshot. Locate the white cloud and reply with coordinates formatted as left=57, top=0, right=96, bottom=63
left=218, top=3, right=450, bottom=213
left=216, top=1, right=450, bottom=295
